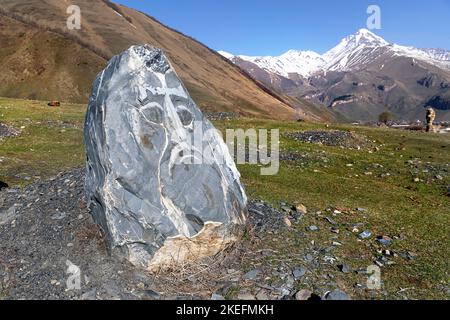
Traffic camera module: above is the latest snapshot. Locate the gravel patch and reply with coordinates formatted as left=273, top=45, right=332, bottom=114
left=285, top=130, right=370, bottom=149
left=0, top=123, right=19, bottom=139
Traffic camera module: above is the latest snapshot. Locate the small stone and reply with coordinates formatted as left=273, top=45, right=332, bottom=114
left=359, top=230, right=372, bottom=239
left=357, top=208, right=367, bottom=212
left=325, top=289, right=350, bottom=300
left=307, top=225, right=319, bottom=232
left=137, top=282, right=145, bottom=290
left=304, top=254, right=314, bottom=262
left=294, top=203, right=307, bottom=214
left=255, top=290, right=269, bottom=300
left=285, top=276, right=295, bottom=288
left=145, top=289, right=161, bottom=300
left=375, top=260, right=384, bottom=267
left=51, top=280, right=58, bottom=285
left=243, top=269, right=261, bottom=280
left=338, top=264, right=350, bottom=274
left=405, top=251, right=418, bottom=261
left=211, top=293, right=225, bottom=300
left=292, top=267, right=307, bottom=279
left=414, top=178, right=420, bottom=182
left=331, top=227, right=340, bottom=234
left=377, top=235, right=392, bottom=246
left=81, top=289, right=97, bottom=300
left=324, top=217, right=337, bottom=225
left=295, top=289, right=313, bottom=301
left=283, top=217, right=292, bottom=228
left=237, top=291, right=256, bottom=300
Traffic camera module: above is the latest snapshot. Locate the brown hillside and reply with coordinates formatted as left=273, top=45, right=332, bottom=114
left=0, top=0, right=317, bottom=120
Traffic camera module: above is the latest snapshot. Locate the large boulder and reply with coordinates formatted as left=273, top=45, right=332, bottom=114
left=84, top=45, right=247, bottom=271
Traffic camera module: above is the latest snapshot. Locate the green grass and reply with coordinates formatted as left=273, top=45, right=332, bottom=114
left=214, top=118, right=450, bottom=299
left=1, top=97, right=449, bottom=299
left=0, top=97, right=86, bottom=185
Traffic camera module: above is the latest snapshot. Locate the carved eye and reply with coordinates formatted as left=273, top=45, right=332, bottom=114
left=177, top=107, right=193, bottom=126
left=142, top=105, right=163, bottom=124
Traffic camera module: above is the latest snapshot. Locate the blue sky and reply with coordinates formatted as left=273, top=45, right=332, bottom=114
left=115, top=0, right=450, bottom=56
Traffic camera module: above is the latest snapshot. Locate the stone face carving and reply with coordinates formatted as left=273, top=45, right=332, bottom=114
left=84, top=45, right=247, bottom=271
left=426, top=107, right=436, bottom=132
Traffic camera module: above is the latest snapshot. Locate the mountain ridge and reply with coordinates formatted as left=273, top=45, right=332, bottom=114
left=220, top=28, right=450, bottom=77
left=221, top=29, right=450, bottom=121
left=0, top=0, right=337, bottom=121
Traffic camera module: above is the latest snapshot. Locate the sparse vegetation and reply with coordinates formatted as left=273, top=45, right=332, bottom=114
left=1, top=97, right=449, bottom=299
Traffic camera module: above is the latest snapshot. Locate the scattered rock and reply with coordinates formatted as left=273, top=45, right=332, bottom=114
left=237, top=291, right=256, bottom=300
left=338, top=264, right=350, bottom=274
left=285, top=130, right=370, bottom=149
left=292, top=267, right=307, bottom=279
left=211, top=293, right=225, bottom=300
left=401, top=251, right=418, bottom=261
left=81, top=289, right=97, bottom=300
left=204, top=112, right=240, bottom=121
left=331, top=227, right=340, bottom=234
left=359, top=230, right=372, bottom=239
left=243, top=269, right=261, bottom=280
left=324, top=289, right=350, bottom=300
left=295, top=289, right=313, bottom=301
left=0, top=123, right=19, bottom=139
left=283, top=216, right=292, bottom=227
left=294, top=203, right=307, bottom=214
left=377, top=235, right=392, bottom=246
left=0, top=205, right=16, bottom=226
left=255, top=290, right=269, bottom=301
left=307, top=225, right=319, bottom=232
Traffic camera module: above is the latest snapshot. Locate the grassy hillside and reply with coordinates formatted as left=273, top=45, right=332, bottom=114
left=1, top=97, right=449, bottom=299
left=0, top=0, right=324, bottom=120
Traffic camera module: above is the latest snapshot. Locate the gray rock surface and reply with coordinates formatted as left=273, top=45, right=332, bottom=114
left=84, top=45, right=247, bottom=271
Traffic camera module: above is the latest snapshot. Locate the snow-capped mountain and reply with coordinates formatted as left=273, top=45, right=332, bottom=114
left=220, top=28, right=450, bottom=77
left=220, top=29, right=450, bottom=122
left=219, top=49, right=325, bottom=77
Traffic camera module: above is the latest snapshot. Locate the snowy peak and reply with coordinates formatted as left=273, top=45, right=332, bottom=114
left=219, top=49, right=325, bottom=77
left=218, top=50, right=235, bottom=60
left=352, top=28, right=389, bottom=46
left=220, top=29, right=450, bottom=77
left=322, top=29, right=390, bottom=71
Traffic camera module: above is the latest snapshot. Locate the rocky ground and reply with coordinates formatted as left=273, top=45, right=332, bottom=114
left=0, top=123, right=19, bottom=140
left=0, top=168, right=352, bottom=300
left=2, top=167, right=442, bottom=300
left=285, top=130, right=372, bottom=150
left=205, top=112, right=241, bottom=121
